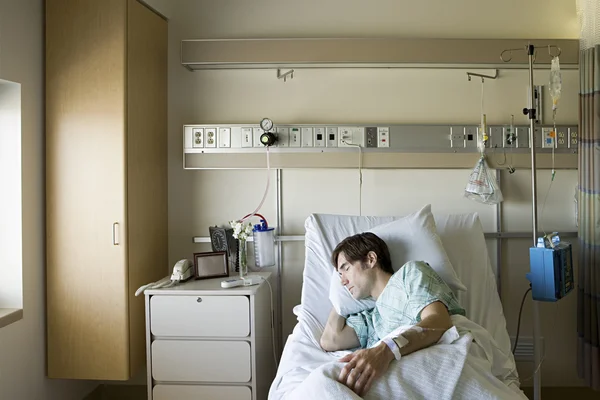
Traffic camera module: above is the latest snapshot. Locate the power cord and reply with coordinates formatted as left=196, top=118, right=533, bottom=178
left=512, top=287, right=532, bottom=354
left=341, top=137, right=363, bottom=216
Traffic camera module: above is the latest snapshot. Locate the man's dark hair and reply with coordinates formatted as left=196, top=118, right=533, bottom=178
left=331, top=232, right=393, bottom=275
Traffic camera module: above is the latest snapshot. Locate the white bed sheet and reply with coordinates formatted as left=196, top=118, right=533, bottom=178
left=269, top=211, right=522, bottom=399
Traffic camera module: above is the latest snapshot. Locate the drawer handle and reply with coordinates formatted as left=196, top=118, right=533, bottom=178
left=196, top=297, right=202, bottom=303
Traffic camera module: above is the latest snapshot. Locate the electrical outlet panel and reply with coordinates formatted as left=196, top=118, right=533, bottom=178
left=377, top=127, right=389, bottom=147
left=569, top=128, right=578, bottom=148
left=289, top=127, right=301, bottom=147
left=450, top=127, right=465, bottom=148
left=301, top=127, right=313, bottom=147
left=192, top=128, right=204, bottom=148
left=218, top=128, right=231, bottom=148
left=366, top=127, right=377, bottom=148
left=314, top=128, right=325, bottom=147
left=556, top=127, right=568, bottom=149
left=241, top=127, right=253, bottom=148
left=205, top=128, right=217, bottom=148
left=338, top=127, right=365, bottom=147
left=277, top=127, right=290, bottom=147
left=326, top=127, right=338, bottom=147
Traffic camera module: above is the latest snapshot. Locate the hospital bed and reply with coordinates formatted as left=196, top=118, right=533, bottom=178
left=268, top=209, right=527, bottom=399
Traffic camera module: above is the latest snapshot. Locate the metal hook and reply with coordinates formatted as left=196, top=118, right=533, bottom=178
left=467, top=70, right=498, bottom=82
left=277, top=69, right=294, bottom=82
left=500, top=48, right=521, bottom=62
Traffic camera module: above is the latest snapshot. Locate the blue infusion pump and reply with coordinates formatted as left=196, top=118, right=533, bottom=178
left=527, top=234, right=574, bottom=302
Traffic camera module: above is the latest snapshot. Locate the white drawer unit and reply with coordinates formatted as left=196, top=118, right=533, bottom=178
left=144, top=272, right=275, bottom=400
left=150, top=295, right=250, bottom=337
left=152, top=340, right=251, bottom=382
left=153, top=384, right=252, bottom=400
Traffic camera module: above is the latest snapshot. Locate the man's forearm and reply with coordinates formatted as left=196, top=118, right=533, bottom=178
left=394, top=303, right=453, bottom=357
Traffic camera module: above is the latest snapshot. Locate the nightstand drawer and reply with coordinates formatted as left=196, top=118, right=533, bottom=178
left=153, top=384, right=251, bottom=400
left=150, top=295, right=250, bottom=337
left=152, top=340, right=251, bottom=382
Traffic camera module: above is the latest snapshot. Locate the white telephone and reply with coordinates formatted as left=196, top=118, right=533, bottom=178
left=171, top=259, right=194, bottom=281
left=135, top=259, right=194, bottom=296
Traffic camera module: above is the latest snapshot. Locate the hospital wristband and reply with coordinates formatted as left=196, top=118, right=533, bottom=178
left=382, top=337, right=402, bottom=361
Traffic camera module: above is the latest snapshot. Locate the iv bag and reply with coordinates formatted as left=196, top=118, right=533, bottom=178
left=464, top=157, right=503, bottom=205
left=549, top=57, right=562, bottom=110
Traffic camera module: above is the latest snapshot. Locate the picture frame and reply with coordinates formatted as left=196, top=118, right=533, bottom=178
left=193, top=251, right=229, bottom=280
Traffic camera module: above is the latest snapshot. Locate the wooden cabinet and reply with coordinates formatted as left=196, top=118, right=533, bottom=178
left=144, top=273, right=276, bottom=400
left=45, top=0, right=167, bottom=380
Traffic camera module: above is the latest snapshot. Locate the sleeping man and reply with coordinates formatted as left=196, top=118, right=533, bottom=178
left=319, top=232, right=466, bottom=396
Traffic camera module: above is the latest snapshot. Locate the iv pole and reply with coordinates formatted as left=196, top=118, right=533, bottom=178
left=500, top=43, right=561, bottom=400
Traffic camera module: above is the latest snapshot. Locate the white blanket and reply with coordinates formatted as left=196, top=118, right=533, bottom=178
left=269, top=313, right=527, bottom=400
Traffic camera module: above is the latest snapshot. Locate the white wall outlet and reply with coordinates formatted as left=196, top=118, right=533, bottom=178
left=338, top=127, right=365, bottom=147
left=377, top=127, right=390, bottom=147
left=289, top=127, right=301, bottom=147
left=192, top=128, right=204, bottom=148
left=277, top=127, right=289, bottom=147
left=542, top=127, right=555, bottom=148
left=449, top=127, right=465, bottom=148
left=569, top=128, right=578, bottom=148
left=205, top=128, right=217, bottom=148
left=241, top=127, right=253, bottom=148
left=314, top=128, right=325, bottom=147
left=301, top=127, right=314, bottom=147
left=218, top=128, right=231, bottom=148
left=253, top=128, right=264, bottom=147
left=326, top=127, right=338, bottom=147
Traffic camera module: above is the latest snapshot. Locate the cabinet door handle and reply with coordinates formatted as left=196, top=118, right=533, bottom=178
left=113, top=222, right=119, bottom=245
left=196, top=297, right=202, bottom=303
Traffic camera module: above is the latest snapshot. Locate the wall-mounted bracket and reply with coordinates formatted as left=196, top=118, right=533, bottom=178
left=277, top=69, right=294, bottom=82
left=467, top=69, right=499, bottom=82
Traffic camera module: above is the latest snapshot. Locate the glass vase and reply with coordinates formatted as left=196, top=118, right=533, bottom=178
left=238, top=238, right=248, bottom=278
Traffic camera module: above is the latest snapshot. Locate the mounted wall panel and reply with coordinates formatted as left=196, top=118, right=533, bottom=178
left=181, top=38, right=579, bottom=70
left=183, top=123, right=578, bottom=169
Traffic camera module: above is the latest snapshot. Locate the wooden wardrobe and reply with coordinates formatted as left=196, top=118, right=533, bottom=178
left=45, top=0, right=168, bottom=380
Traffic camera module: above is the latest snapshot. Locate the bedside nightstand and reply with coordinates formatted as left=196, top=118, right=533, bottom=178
left=144, top=272, right=275, bottom=400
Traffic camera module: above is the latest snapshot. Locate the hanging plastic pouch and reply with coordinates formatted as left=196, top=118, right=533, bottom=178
left=464, top=157, right=503, bottom=205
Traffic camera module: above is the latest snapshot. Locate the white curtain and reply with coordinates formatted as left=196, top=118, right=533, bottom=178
left=577, top=0, right=600, bottom=49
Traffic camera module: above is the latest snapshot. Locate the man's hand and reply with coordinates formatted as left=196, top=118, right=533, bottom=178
left=337, top=342, right=395, bottom=396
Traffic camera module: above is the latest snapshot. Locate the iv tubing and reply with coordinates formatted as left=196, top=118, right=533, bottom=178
left=239, top=146, right=271, bottom=223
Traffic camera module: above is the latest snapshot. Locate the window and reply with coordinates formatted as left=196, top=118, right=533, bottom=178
left=0, top=79, right=23, bottom=315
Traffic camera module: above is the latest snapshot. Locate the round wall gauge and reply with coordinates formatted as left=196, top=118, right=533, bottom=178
left=260, top=118, right=274, bottom=132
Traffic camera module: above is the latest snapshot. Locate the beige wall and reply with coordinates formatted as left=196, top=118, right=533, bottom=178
left=153, top=0, right=583, bottom=389
left=0, top=1, right=95, bottom=399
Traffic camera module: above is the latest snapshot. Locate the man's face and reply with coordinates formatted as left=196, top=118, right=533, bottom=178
left=337, top=252, right=372, bottom=300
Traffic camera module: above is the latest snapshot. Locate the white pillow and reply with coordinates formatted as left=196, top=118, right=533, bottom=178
left=329, top=204, right=467, bottom=316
